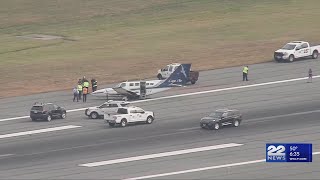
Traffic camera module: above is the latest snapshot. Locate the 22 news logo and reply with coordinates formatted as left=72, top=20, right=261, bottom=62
left=266, top=144, right=286, bottom=162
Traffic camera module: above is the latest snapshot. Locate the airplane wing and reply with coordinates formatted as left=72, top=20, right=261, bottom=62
left=112, top=87, right=139, bottom=99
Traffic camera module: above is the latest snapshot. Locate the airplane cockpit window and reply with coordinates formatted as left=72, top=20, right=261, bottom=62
left=120, top=83, right=126, bottom=87
left=162, top=65, right=169, bottom=71
left=169, top=66, right=173, bottom=72
left=174, top=66, right=178, bottom=70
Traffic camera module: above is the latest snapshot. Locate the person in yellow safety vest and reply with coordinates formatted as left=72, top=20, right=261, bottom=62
left=83, top=81, right=90, bottom=93
left=77, top=83, right=83, bottom=100
left=243, top=66, right=249, bottom=81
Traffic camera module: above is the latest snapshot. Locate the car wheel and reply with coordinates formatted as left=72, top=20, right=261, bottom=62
left=233, top=120, right=240, bottom=127
left=47, top=115, right=52, bottom=122
left=109, top=122, right=115, bottom=127
left=289, top=55, right=294, bottom=62
left=61, top=112, right=66, bottom=119
left=213, top=123, right=220, bottom=130
left=90, top=112, right=99, bottom=119
left=122, top=96, right=128, bottom=101
left=157, top=74, right=163, bottom=80
left=312, top=51, right=318, bottom=59
left=200, top=123, right=206, bottom=129
left=120, top=119, right=127, bottom=127
left=191, top=80, right=196, bottom=84
left=146, top=116, right=154, bottom=124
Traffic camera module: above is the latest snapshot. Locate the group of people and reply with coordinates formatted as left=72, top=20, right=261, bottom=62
left=73, top=76, right=98, bottom=102
left=242, top=66, right=313, bottom=82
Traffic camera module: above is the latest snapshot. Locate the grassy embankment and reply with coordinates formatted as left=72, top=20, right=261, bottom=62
left=1, top=0, right=320, bottom=98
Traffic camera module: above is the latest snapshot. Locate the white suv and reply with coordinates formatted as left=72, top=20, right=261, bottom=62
left=85, top=100, right=129, bottom=119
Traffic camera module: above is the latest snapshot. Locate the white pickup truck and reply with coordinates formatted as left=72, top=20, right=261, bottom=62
left=104, top=106, right=155, bottom=127
left=156, top=63, right=199, bottom=84
left=274, top=41, right=320, bottom=62
left=85, top=100, right=129, bottom=119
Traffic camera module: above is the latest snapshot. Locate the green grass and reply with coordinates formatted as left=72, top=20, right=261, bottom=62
left=1, top=0, right=320, bottom=97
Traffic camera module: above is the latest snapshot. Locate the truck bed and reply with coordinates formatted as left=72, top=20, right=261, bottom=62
left=309, top=43, right=320, bottom=47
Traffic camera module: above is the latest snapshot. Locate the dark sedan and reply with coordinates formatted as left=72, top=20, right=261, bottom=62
left=30, top=102, right=66, bottom=122
left=200, top=109, right=242, bottom=130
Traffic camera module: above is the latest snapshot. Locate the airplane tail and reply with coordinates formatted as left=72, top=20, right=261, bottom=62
left=157, top=64, right=191, bottom=88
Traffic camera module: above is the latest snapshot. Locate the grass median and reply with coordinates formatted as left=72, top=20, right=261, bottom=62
left=1, top=0, right=320, bottom=98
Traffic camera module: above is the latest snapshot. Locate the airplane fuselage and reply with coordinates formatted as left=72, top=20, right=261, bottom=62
left=91, top=80, right=165, bottom=97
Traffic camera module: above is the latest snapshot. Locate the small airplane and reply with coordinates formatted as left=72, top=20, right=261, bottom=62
left=91, top=64, right=191, bottom=101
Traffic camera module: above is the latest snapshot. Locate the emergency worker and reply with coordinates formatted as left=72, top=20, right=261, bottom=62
left=83, top=80, right=90, bottom=92
left=91, top=78, right=98, bottom=92
left=77, top=83, right=83, bottom=100
left=82, top=87, right=88, bottom=102
left=243, top=66, right=249, bottom=81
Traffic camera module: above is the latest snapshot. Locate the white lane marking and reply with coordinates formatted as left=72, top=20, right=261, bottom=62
left=0, top=116, right=29, bottom=122
left=0, top=154, right=14, bottom=158
left=245, top=109, right=320, bottom=123
left=0, top=125, right=81, bottom=139
left=124, top=151, right=320, bottom=180
left=1, top=75, right=319, bottom=122
left=0, top=108, right=88, bottom=122
left=79, top=143, right=243, bottom=167
left=67, top=108, right=87, bottom=113
left=247, top=109, right=320, bottom=122
left=133, top=75, right=320, bottom=104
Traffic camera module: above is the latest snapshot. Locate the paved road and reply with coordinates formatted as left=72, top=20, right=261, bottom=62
left=0, top=58, right=320, bottom=179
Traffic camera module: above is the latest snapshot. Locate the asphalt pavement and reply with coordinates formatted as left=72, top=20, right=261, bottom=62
left=0, top=58, right=320, bottom=179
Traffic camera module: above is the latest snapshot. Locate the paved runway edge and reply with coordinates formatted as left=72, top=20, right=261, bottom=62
left=124, top=152, right=320, bottom=180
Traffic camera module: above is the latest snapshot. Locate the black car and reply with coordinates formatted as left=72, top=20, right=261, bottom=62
left=200, top=109, right=242, bottom=130
left=30, top=102, right=67, bottom=121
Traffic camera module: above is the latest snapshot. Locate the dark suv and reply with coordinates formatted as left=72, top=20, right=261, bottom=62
left=30, top=102, right=67, bottom=122
left=200, top=109, right=242, bottom=130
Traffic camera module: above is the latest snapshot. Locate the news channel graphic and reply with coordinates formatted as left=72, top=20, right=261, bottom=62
left=266, top=143, right=312, bottom=162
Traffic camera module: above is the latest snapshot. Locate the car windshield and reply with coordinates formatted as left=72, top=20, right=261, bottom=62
left=31, top=106, right=43, bottom=111
left=281, top=44, right=296, bottom=50
left=209, top=111, right=224, bottom=118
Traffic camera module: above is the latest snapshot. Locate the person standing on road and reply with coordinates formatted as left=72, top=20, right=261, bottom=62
left=243, top=66, right=249, bottom=81
left=308, top=68, right=313, bottom=83
left=91, top=78, right=98, bottom=92
left=73, top=87, right=79, bottom=102
left=77, top=83, right=83, bottom=100
left=82, top=87, right=88, bottom=102
left=83, top=80, right=90, bottom=93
